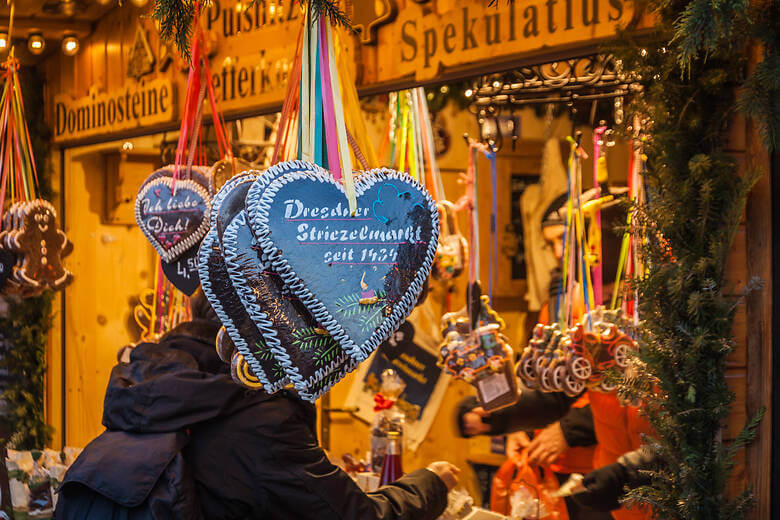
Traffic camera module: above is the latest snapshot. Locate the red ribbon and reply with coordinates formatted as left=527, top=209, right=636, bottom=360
left=373, top=393, right=395, bottom=412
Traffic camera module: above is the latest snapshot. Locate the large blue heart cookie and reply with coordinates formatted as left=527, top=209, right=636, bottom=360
left=249, top=167, right=439, bottom=362
left=135, top=166, right=212, bottom=263
left=198, top=173, right=287, bottom=392
left=225, top=162, right=359, bottom=401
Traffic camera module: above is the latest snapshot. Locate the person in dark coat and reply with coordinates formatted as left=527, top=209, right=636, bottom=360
left=55, top=291, right=459, bottom=520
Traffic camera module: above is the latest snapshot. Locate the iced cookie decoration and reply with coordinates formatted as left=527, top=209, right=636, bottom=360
left=10, top=200, right=73, bottom=291
left=438, top=282, right=517, bottom=412
left=135, top=166, right=212, bottom=263
left=249, top=166, right=439, bottom=363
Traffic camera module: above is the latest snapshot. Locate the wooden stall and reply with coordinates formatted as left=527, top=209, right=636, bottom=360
left=34, top=0, right=771, bottom=514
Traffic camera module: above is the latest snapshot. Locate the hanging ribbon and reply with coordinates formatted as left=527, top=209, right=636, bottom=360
left=0, top=47, right=40, bottom=215
left=292, top=8, right=357, bottom=213
left=173, top=5, right=233, bottom=189
left=483, top=149, right=498, bottom=302
left=591, top=124, right=607, bottom=306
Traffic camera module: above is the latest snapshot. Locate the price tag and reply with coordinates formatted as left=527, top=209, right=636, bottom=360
left=161, top=245, right=200, bottom=296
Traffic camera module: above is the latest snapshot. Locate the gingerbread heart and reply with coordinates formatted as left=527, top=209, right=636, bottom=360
left=197, top=173, right=288, bottom=393
left=248, top=166, right=439, bottom=362
left=135, top=166, right=211, bottom=263
left=222, top=161, right=359, bottom=401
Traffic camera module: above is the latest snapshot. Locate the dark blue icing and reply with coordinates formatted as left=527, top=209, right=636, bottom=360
left=253, top=167, right=439, bottom=362
left=135, top=166, right=212, bottom=263
left=224, top=208, right=359, bottom=401
left=197, top=175, right=287, bottom=393
left=216, top=176, right=255, bottom=240
left=161, top=244, right=200, bottom=296
left=240, top=162, right=360, bottom=400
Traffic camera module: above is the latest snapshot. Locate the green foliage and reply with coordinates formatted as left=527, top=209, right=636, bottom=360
left=152, top=0, right=196, bottom=61
left=671, top=0, right=780, bottom=149
left=335, top=291, right=387, bottom=333
left=609, top=0, right=772, bottom=517
left=0, top=293, right=55, bottom=450
left=0, top=67, right=56, bottom=450
left=291, top=327, right=336, bottom=351
left=152, top=0, right=354, bottom=60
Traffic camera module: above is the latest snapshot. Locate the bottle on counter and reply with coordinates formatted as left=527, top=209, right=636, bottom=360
left=378, top=431, right=404, bottom=486
left=370, top=369, right=406, bottom=473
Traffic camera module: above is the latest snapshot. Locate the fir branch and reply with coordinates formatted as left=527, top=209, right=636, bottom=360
left=151, top=0, right=355, bottom=58
left=151, top=0, right=197, bottom=61
left=0, top=294, right=55, bottom=450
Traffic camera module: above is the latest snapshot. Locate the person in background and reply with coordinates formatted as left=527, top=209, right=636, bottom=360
left=56, top=289, right=459, bottom=520
left=458, top=196, right=654, bottom=519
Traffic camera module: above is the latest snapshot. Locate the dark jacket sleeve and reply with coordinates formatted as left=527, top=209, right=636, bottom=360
left=246, top=400, right=448, bottom=520
left=457, top=391, right=578, bottom=437
left=559, top=405, right=597, bottom=447
left=571, top=447, right=656, bottom=512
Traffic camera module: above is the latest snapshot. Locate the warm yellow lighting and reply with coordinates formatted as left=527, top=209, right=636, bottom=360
left=28, top=33, right=45, bottom=55
left=62, top=35, right=79, bottom=56
left=0, top=32, right=8, bottom=51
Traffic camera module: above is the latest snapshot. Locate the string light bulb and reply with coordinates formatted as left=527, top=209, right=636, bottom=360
left=62, top=34, right=79, bottom=56
left=27, top=33, right=45, bottom=55
left=0, top=32, right=8, bottom=52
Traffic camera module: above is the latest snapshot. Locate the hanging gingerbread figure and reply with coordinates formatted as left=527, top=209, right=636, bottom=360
left=12, top=200, right=73, bottom=291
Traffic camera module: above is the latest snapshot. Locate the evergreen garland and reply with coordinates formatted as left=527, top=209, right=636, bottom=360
left=0, top=294, right=54, bottom=449
left=610, top=0, right=776, bottom=518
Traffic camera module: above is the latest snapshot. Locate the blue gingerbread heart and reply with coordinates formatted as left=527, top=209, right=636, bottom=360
left=198, top=173, right=288, bottom=392
left=249, top=167, right=439, bottom=362
left=226, top=162, right=360, bottom=401
left=135, top=167, right=212, bottom=263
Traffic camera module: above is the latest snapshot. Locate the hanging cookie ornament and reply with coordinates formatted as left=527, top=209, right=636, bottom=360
left=438, top=144, right=517, bottom=412
left=198, top=173, right=289, bottom=393
left=231, top=162, right=358, bottom=401
left=197, top=7, right=439, bottom=399
left=515, top=132, right=643, bottom=396
left=138, top=5, right=234, bottom=277
left=0, top=48, right=73, bottom=296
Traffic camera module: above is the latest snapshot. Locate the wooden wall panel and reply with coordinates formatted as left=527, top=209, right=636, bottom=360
left=60, top=140, right=158, bottom=448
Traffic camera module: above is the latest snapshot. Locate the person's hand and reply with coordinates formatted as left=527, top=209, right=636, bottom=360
left=505, top=431, right=531, bottom=458
left=527, top=422, right=569, bottom=466
left=462, top=406, right=491, bottom=436
left=427, top=461, right=461, bottom=491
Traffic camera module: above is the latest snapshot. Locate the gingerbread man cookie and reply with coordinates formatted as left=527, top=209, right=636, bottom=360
left=12, top=199, right=73, bottom=290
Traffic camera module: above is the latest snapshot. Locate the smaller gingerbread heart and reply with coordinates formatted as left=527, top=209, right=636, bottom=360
left=135, top=166, right=211, bottom=263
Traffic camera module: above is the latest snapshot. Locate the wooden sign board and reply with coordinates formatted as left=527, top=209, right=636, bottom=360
left=386, top=0, right=636, bottom=81
left=54, top=79, right=176, bottom=143
left=46, top=0, right=645, bottom=144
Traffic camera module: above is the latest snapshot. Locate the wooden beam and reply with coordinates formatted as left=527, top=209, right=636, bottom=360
left=0, top=17, right=93, bottom=39
left=744, top=41, right=773, bottom=520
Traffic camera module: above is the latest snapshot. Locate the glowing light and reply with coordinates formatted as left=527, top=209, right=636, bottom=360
left=62, top=35, right=79, bottom=56
left=28, top=33, right=45, bottom=55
